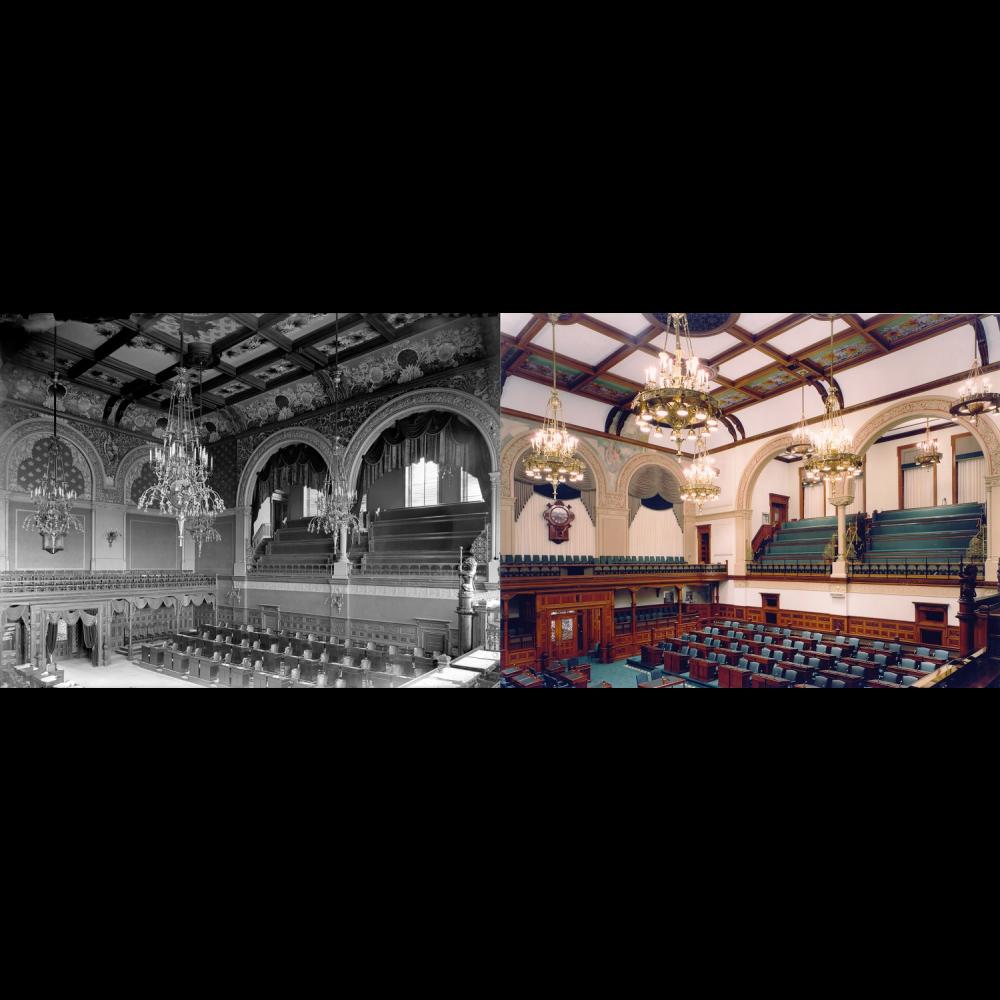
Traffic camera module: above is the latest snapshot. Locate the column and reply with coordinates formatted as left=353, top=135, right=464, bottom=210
left=501, top=597, right=510, bottom=657
left=488, top=472, right=501, bottom=584
left=985, top=475, right=1000, bottom=584
left=732, top=509, right=752, bottom=576
left=631, top=589, right=637, bottom=636
left=682, top=502, right=698, bottom=564
left=332, top=524, right=351, bottom=579
left=234, top=505, right=250, bottom=577
left=829, top=476, right=855, bottom=580
left=0, top=491, right=10, bottom=571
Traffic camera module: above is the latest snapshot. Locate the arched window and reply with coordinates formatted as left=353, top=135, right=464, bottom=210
left=461, top=467, right=483, bottom=503
left=406, top=459, right=440, bottom=507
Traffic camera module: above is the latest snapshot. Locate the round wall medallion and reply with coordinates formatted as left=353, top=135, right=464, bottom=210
left=642, top=313, right=741, bottom=336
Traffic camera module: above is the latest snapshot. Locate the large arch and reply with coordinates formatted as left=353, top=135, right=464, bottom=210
left=344, top=388, right=500, bottom=491
left=851, top=395, right=1000, bottom=474
left=116, top=445, right=158, bottom=506
left=616, top=450, right=693, bottom=560
left=345, top=389, right=501, bottom=564
left=500, top=431, right=608, bottom=504
left=0, top=418, right=105, bottom=500
left=237, top=426, right=339, bottom=511
left=735, top=433, right=799, bottom=515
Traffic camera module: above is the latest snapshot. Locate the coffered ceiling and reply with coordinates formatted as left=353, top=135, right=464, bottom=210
left=502, top=312, right=997, bottom=449
left=0, top=312, right=468, bottom=435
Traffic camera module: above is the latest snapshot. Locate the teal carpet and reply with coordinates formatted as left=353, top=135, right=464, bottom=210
left=589, top=658, right=716, bottom=688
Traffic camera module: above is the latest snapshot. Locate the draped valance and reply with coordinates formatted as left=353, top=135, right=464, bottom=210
left=253, top=445, right=330, bottom=521
left=129, top=596, right=177, bottom=610
left=628, top=467, right=683, bottom=528
left=47, top=609, right=98, bottom=627
left=183, top=594, right=215, bottom=607
left=357, top=412, right=490, bottom=499
left=2, top=606, right=31, bottom=624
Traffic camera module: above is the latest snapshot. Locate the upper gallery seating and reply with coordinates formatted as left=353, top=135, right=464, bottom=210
left=368, top=501, right=488, bottom=565
left=504, top=554, right=686, bottom=565
left=756, top=514, right=856, bottom=566
left=861, top=503, right=984, bottom=567
left=255, top=518, right=338, bottom=569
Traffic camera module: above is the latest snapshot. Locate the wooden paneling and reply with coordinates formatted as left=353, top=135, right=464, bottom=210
left=716, top=603, right=960, bottom=650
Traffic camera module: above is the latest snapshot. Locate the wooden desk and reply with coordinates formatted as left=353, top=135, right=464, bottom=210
left=718, top=663, right=751, bottom=689
left=817, top=669, right=863, bottom=688
left=750, top=673, right=792, bottom=688
left=688, top=657, right=717, bottom=682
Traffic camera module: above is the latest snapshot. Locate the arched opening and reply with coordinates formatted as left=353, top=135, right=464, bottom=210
left=356, top=410, right=491, bottom=568
left=625, top=464, right=684, bottom=558
left=250, top=444, right=338, bottom=571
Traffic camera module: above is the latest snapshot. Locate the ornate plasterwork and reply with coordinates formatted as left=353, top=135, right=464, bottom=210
left=0, top=419, right=105, bottom=499
left=116, top=447, right=158, bottom=508
left=237, top=426, right=340, bottom=510
left=851, top=395, right=1000, bottom=476
left=344, top=388, right=500, bottom=490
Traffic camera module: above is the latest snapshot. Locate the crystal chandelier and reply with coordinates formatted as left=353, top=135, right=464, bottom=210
left=186, top=510, right=223, bottom=555
left=803, top=316, right=863, bottom=483
left=914, top=418, right=942, bottom=467
left=138, top=313, right=225, bottom=543
left=788, top=378, right=814, bottom=456
left=950, top=329, right=1000, bottom=424
left=679, top=436, right=721, bottom=511
left=310, top=314, right=362, bottom=540
left=522, top=314, right=585, bottom=493
left=23, top=322, right=84, bottom=554
left=631, top=312, right=724, bottom=454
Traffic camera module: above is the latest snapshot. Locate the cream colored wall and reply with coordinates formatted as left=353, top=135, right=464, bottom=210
left=513, top=491, right=597, bottom=556
left=628, top=506, right=683, bottom=557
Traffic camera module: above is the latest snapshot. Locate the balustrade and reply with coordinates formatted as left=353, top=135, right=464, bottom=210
left=0, top=570, right=216, bottom=595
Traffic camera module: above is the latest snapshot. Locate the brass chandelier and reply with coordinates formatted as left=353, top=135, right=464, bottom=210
left=679, top=436, right=721, bottom=511
left=309, top=314, right=362, bottom=541
left=631, top=312, right=724, bottom=454
left=523, top=314, right=585, bottom=493
left=138, top=313, right=225, bottom=543
left=803, top=316, right=863, bottom=483
left=950, top=328, right=1000, bottom=424
left=23, top=322, right=84, bottom=554
left=914, top=418, right=942, bottom=467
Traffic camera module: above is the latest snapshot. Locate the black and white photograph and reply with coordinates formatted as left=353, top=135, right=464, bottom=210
left=0, top=312, right=501, bottom=689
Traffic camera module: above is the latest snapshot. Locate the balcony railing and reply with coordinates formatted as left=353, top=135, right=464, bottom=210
left=747, top=562, right=832, bottom=577
left=0, top=571, right=216, bottom=595
left=501, top=560, right=728, bottom=579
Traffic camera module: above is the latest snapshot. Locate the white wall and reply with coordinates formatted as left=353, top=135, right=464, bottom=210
left=628, top=505, right=683, bottom=557
left=751, top=458, right=801, bottom=529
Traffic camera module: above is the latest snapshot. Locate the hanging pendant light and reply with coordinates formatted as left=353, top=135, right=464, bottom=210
left=522, top=314, right=586, bottom=495
left=631, top=312, right=724, bottom=455
left=309, top=314, right=361, bottom=540
left=137, top=313, right=225, bottom=543
left=950, top=328, right=1000, bottom=423
left=914, top=417, right=943, bottom=467
left=679, top=434, right=721, bottom=511
left=185, top=366, right=224, bottom=555
left=23, top=321, right=85, bottom=554
left=803, top=315, right=863, bottom=483
left=788, top=376, right=814, bottom=456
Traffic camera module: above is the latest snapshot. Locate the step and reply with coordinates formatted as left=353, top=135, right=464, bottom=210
left=876, top=503, right=983, bottom=521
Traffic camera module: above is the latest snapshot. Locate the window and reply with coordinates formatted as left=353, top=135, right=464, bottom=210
left=302, top=487, right=324, bottom=518
left=461, top=468, right=483, bottom=503
left=406, top=459, right=440, bottom=508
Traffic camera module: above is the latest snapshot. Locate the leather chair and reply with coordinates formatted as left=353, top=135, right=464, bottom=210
left=901, top=675, right=919, bottom=686
left=813, top=675, right=829, bottom=688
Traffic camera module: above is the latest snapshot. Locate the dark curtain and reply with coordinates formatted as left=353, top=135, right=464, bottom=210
left=253, top=445, right=330, bottom=523
left=81, top=621, right=98, bottom=666
left=641, top=494, right=674, bottom=511
left=358, top=412, right=490, bottom=498
left=45, top=623, right=57, bottom=658
left=533, top=484, right=581, bottom=502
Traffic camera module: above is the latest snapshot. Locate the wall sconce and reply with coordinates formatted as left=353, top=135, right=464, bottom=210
left=105, top=530, right=121, bottom=548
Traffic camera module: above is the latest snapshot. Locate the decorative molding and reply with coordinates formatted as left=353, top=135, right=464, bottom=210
left=344, top=388, right=500, bottom=490
left=237, top=426, right=340, bottom=510
left=0, top=419, right=105, bottom=500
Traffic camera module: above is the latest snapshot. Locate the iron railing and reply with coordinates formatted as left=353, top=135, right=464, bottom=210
left=748, top=562, right=832, bottom=576
left=0, top=571, right=216, bottom=595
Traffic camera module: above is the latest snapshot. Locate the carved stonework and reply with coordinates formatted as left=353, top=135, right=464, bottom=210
left=344, top=388, right=500, bottom=488
left=1, top=419, right=104, bottom=500
left=852, top=396, right=1000, bottom=476
left=238, top=427, right=341, bottom=509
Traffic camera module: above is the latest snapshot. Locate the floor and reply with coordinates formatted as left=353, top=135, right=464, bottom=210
left=588, top=657, right=713, bottom=688
left=57, top=652, right=204, bottom=689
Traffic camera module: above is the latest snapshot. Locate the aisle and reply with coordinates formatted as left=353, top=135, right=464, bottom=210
left=60, top=653, right=204, bottom=689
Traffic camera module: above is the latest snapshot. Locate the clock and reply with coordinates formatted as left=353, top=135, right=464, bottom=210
left=543, top=500, right=575, bottom=543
